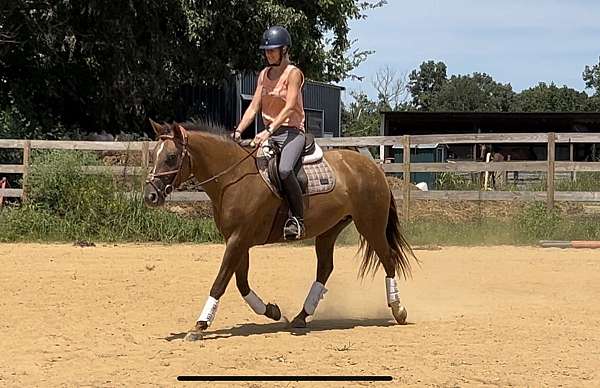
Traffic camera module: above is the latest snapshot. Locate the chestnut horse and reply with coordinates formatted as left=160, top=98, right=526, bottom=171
left=144, top=119, right=416, bottom=341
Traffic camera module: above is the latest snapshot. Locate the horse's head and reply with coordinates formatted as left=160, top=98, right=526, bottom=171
left=479, top=144, right=488, bottom=160
left=143, top=119, right=193, bottom=207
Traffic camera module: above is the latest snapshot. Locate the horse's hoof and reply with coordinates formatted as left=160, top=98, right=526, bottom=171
left=184, top=321, right=208, bottom=341
left=290, top=316, right=307, bottom=329
left=390, top=301, right=407, bottom=325
left=265, top=303, right=281, bottom=321
left=184, top=331, right=203, bottom=341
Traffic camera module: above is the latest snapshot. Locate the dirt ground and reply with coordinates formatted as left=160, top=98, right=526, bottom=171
left=1, top=243, right=600, bottom=387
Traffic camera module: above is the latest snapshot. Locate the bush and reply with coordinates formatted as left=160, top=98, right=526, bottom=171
left=0, top=150, right=222, bottom=243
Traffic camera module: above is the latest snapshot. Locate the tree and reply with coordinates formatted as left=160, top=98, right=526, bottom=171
left=585, top=96, right=600, bottom=112
left=407, top=60, right=447, bottom=111
left=432, top=73, right=514, bottom=112
left=341, top=91, right=381, bottom=137
left=583, top=57, right=600, bottom=95
left=514, top=82, right=589, bottom=112
left=0, top=0, right=385, bottom=137
left=372, top=65, right=409, bottom=111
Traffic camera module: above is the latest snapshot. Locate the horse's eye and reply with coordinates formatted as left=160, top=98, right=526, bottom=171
left=167, top=154, right=177, bottom=162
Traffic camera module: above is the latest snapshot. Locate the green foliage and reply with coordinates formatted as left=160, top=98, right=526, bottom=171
left=514, top=202, right=561, bottom=241
left=585, top=96, right=600, bottom=112
left=407, top=60, right=448, bottom=111
left=432, top=73, right=515, bottom=112
left=1, top=0, right=383, bottom=137
left=556, top=172, right=600, bottom=191
left=435, top=172, right=479, bottom=190
left=27, top=151, right=107, bottom=216
left=341, top=91, right=381, bottom=137
left=0, top=150, right=221, bottom=243
left=514, top=82, right=589, bottom=112
left=402, top=59, right=600, bottom=113
left=404, top=203, right=600, bottom=246
left=583, top=57, right=600, bottom=95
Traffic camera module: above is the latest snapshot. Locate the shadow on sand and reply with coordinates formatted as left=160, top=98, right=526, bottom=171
left=163, top=317, right=413, bottom=341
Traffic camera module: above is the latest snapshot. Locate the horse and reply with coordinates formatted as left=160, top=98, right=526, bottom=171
left=478, top=143, right=538, bottom=189
left=143, top=119, right=417, bottom=341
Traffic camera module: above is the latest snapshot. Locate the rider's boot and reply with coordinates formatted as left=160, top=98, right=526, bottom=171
left=281, top=174, right=305, bottom=240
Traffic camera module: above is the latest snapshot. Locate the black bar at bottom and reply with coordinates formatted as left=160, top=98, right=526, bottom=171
left=177, top=375, right=393, bottom=382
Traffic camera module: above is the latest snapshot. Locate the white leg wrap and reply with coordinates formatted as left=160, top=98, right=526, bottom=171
left=303, top=281, right=327, bottom=315
left=197, top=296, right=219, bottom=326
left=243, top=290, right=267, bottom=315
left=386, top=277, right=400, bottom=306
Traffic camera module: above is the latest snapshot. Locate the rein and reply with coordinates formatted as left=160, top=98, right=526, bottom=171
left=195, top=145, right=258, bottom=187
left=146, top=129, right=259, bottom=197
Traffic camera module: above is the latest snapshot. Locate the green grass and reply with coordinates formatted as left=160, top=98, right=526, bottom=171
left=404, top=202, right=600, bottom=246
left=0, top=150, right=222, bottom=243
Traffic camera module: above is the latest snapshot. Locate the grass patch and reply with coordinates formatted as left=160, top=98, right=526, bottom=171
left=404, top=202, right=600, bottom=246
left=0, top=150, right=221, bottom=243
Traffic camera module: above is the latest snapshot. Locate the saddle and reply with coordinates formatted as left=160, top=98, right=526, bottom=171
left=264, top=133, right=320, bottom=195
left=241, top=134, right=335, bottom=243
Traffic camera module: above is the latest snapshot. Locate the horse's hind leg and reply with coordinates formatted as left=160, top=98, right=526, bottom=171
left=352, top=204, right=409, bottom=325
left=235, top=251, right=281, bottom=322
left=290, top=217, right=352, bottom=328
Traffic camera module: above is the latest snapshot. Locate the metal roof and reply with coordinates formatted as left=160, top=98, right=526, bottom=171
left=382, top=112, right=600, bottom=133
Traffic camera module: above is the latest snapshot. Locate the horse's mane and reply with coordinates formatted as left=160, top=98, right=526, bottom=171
left=177, top=119, right=234, bottom=142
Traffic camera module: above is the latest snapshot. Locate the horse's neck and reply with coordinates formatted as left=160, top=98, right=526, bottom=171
left=187, top=132, right=253, bottom=199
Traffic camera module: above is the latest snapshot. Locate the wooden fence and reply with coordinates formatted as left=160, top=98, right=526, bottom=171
left=2, top=133, right=600, bottom=221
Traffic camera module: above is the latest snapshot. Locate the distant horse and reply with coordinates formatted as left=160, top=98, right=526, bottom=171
left=479, top=143, right=538, bottom=189
left=144, top=119, right=416, bottom=340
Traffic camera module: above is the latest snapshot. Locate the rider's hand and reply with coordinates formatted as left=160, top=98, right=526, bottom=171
left=231, top=130, right=242, bottom=142
left=253, top=129, right=271, bottom=147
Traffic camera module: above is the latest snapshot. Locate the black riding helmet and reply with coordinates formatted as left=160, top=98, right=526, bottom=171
left=259, top=26, right=292, bottom=50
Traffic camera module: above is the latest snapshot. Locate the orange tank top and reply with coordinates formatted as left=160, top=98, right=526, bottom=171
left=258, top=64, right=305, bottom=131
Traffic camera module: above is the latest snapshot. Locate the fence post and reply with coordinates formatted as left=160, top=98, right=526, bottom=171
left=22, top=140, right=31, bottom=202
left=547, top=132, right=556, bottom=209
left=379, top=112, right=386, bottom=163
left=569, top=142, right=575, bottom=182
left=402, top=135, right=411, bottom=223
left=140, top=141, right=150, bottom=193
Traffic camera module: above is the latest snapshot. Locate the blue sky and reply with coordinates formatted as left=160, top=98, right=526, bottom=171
left=339, top=0, right=600, bottom=101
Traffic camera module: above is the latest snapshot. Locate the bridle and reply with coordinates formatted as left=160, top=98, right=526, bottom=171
left=145, top=127, right=259, bottom=200
left=145, top=131, right=192, bottom=199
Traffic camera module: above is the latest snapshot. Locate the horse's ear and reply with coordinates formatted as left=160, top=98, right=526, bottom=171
left=149, top=118, right=165, bottom=137
left=173, top=122, right=186, bottom=143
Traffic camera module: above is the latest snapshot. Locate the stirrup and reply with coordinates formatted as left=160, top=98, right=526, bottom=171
left=283, top=216, right=304, bottom=240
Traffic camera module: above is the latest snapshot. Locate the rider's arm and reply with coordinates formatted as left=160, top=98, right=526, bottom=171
left=265, top=68, right=303, bottom=134
left=235, top=74, right=263, bottom=135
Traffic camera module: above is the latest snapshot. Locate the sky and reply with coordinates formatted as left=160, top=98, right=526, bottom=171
left=339, top=0, right=600, bottom=101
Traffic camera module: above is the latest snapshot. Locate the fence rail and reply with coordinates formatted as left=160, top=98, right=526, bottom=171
left=3, top=133, right=600, bottom=220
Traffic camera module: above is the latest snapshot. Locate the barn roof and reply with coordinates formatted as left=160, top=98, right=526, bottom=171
left=382, top=112, right=600, bottom=134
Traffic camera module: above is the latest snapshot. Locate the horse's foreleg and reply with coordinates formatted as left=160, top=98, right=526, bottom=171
left=235, top=251, right=281, bottom=321
left=290, top=218, right=351, bottom=328
left=184, top=239, right=246, bottom=341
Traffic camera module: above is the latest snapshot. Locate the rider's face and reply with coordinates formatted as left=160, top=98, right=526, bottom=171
left=265, top=48, right=282, bottom=65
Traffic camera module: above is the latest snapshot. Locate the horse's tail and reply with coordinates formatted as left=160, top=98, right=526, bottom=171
left=358, top=192, right=417, bottom=279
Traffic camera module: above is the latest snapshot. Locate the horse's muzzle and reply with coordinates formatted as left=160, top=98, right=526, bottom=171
left=143, top=180, right=166, bottom=207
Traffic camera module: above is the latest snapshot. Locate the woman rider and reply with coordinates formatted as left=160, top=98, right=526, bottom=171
left=233, top=26, right=306, bottom=240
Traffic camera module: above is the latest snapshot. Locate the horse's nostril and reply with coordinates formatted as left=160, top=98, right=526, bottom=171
left=149, top=192, right=157, bottom=203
